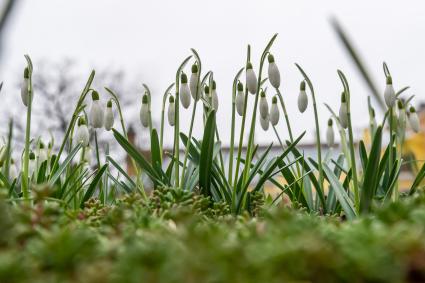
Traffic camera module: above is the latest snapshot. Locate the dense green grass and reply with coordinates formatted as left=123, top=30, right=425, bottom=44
left=1, top=189, right=425, bottom=283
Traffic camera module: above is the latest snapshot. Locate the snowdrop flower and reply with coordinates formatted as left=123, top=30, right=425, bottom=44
left=29, top=152, right=36, bottom=177
left=246, top=62, right=258, bottom=95
left=297, top=81, right=308, bottom=113
left=37, top=142, right=48, bottom=164
left=259, top=90, right=269, bottom=119
left=397, top=100, right=406, bottom=127
left=235, top=81, right=245, bottom=116
left=270, top=96, right=280, bottom=126
left=408, top=106, right=420, bottom=133
left=211, top=81, right=219, bottom=111
left=204, top=85, right=215, bottom=110
left=267, top=54, right=280, bottom=89
left=326, top=118, right=335, bottom=147
left=384, top=76, right=396, bottom=109
left=81, top=146, right=92, bottom=165
left=260, top=114, right=270, bottom=131
left=89, top=91, right=104, bottom=128
left=75, top=116, right=90, bottom=146
left=180, top=72, right=191, bottom=109
left=9, top=159, right=17, bottom=180
left=140, top=94, right=149, bottom=128
left=168, top=96, right=175, bottom=126
left=339, top=92, right=348, bottom=129
left=104, top=100, right=114, bottom=131
left=21, top=67, right=31, bottom=107
left=190, top=63, right=199, bottom=100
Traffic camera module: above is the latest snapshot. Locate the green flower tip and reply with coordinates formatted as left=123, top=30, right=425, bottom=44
left=39, top=142, right=45, bottom=149
left=169, top=96, right=174, bottom=103
left=142, top=94, right=148, bottom=104
left=300, top=81, right=306, bottom=91
left=341, top=92, right=346, bottom=103
left=272, top=96, right=277, bottom=104
left=267, top=54, right=275, bottom=63
left=328, top=118, right=333, bottom=126
left=409, top=106, right=416, bottom=113
left=107, top=100, right=113, bottom=108
left=212, top=81, right=216, bottom=90
left=204, top=85, right=210, bottom=94
left=260, top=90, right=266, bottom=98
left=78, top=116, right=86, bottom=126
left=24, top=67, right=29, bottom=79
left=29, top=152, right=35, bottom=160
left=191, top=63, right=198, bottom=73
left=386, top=75, right=392, bottom=85
left=246, top=62, right=253, bottom=70
left=371, top=108, right=375, bottom=117
left=237, top=81, right=243, bottom=91
left=91, top=90, right=100, bottom=101
left=48, top=142, right=52, bottom=149
left=181, top=72, right=188, bottom=83
left=397, top=100, right=403, bottom=109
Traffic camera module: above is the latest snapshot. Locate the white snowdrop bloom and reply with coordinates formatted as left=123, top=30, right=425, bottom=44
left=89, top=91, right=104, bottom=128
left=104, top=100, right=114, bottom=131
left=81, top=146, right=92, bottom=165
left=246, top=62, right=258, bottom=95
left=339, top=93, right=348, bottom=129
left=326, top=118, right=335, bottom=147
left=211, top=81, right=219, bottom=111
left=235, top=82, right=245, bottom=116
left=29, top=152, right=36, bottom=177
left=384, top=76, right=396, bottom=109
left=270, top=96, right=280, bottom=126
left=180, top=72, right=191, bottom=109
left=267, top=54, right=281, bottom=89
left=75, top=117, right=90, bottom=146
left=397, top=100, right=406, bottom=127
left=260, top=114, right=270, bottom=131
left=37, top=142, right=48, bottom=164
left=408, top=106, right=420, bottom=133
left=9, top=159, right=18, bottom=180
left=190, top=64, right=199, bottom=100
left=140, top=94, right=149, bottom=128
left=168, top=96, right=175, bottom=126
left=21, top=67, right=31, bottom=107
left=259, top=90, right=269, bottom=119
left=297, top=81, right=308, bottom=113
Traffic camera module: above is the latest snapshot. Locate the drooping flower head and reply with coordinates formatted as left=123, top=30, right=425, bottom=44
left=89, top=91, right=104, bottom=128
left=267, top=54, right=281, bottom=89
left=297, top=81, right=308, bottom=113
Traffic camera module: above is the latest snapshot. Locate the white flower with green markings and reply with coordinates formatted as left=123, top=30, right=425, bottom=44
left=21, top=67, right=31, bottom=107
left=408, top=106, right=420, bottom=133
left=235, top=81, right=245, bottom=116
left=140, top=94, right=149, bottom=128
left=211, top=81, right=219, bottom=111
left=267, top=54, right=280, bottom=89
left=180, top=72, right=191, bottom=109
left=270, top=96, right=280, bottom=126
left=297, top=81, right=308, bottom=113
left=29, top=152, right=36, bottom=176
left=190, top=64, right=199, bottom=100
left=76, top=116, right=90, bottom=146
left=168, top=96, right=175, bottom=126
left=326, top=118, right=335, bottom=147
left=246, top=62, right=257, bottom=95
left=384, top=76, right=396, bottom=108
left=259, top=90, right=269, bottom=119
left=104, top=100, right=114, bottom=131
left=339, top=92, right=348, bottom=129
left=89, top=91, right=104, bottom=128
left=9, top=159, right=17, bottom=180
left=260, top=114, right=270, bottom=131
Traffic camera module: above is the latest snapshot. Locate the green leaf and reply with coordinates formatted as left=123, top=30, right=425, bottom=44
left=409, top=162, right=425, bottom=195
left=80, top=164, right=108, bottom=208
left=199, top=110, right=216, bottom=196
left=48, top=143, right=82, bottom=186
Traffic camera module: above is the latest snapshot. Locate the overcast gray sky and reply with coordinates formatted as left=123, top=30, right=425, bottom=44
left=1, top=0, right=424, bottom=145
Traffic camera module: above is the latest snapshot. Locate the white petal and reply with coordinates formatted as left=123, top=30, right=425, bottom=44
left=189, top=73, right=199, bottom=100
left=21, top=78, right=29, bottom=107
left=235, top=90, right=245, bottom=116
left=212, top=90, right=219, bottom=111
left=180, top=83, right=191, bottom=109
left=260, top=114, right=269, bottom=131
left=140, top=104, right=149, bottom=128
left=246, top=69, right=258, bottom=94
left=339, top=103, right=348, bottom=129
left=259, top=97, right=269, bottom=119
left=168, top=102, right=175, bottom=126
left=326, top=125, right=335, bottom=147
left=90, top=101, right=105, bottom=128
left=104, top=108, right=114, bottom=131
left=297, top=90, right=308, bottom=113
left=268, top=62, right=281, bottom=89
left=270, top=103, right=280, bottom=126
left=409, top=113, right=420, bottom=133
left=76, top=125, right=90, bottom=146
left=384, top=84, right=396, bottom=108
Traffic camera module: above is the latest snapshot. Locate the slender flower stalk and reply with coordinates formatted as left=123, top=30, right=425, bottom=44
left=21, top=55, right=34, bottom=201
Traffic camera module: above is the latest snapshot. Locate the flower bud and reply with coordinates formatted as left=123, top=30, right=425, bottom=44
left=259, top=90, right=269, bottom=119
left=397, top=100, right=406, bottom=127
left=384, top=76, right=396, bottom=108
left=297, top=81, right=308, bottom=113
left=168, top=96, right=175, bottom=126
left=211, top=81, right=219, bottom=111
left=267, top=54, right=281, bottom=89
left=190, top=64, right=199, bottom=100
left=408, top=106, right=420, bottom=133
left=9, top=159, right=17, bottom=180
left=235, top=81, right=245, bottom=116
left=326, top=118, right=335, bottom=147
left=180, top=72, right=191, bottom=109
left=260, top=114, right=270, bottom=131
left=270, top=96, right=279, bottom=126
left=37, top=142, right=48, bottom=164
left=21, top=67, right=31, bottom=107
left=89, top=91, right=105, bottom=128
left=104, top=100, right=114, bottom=131
left=246, top=62, right=258, bottom=94
left=339, top=92, right=348, bottom=129
left=76, top=117, right=90, bottom=146
left=140, top=94, right=149, bottom=128
left=29, top=152, right=36, bottom=176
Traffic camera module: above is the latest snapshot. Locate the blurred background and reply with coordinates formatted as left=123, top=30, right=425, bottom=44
left=0, top=0, right=424, bottom=150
